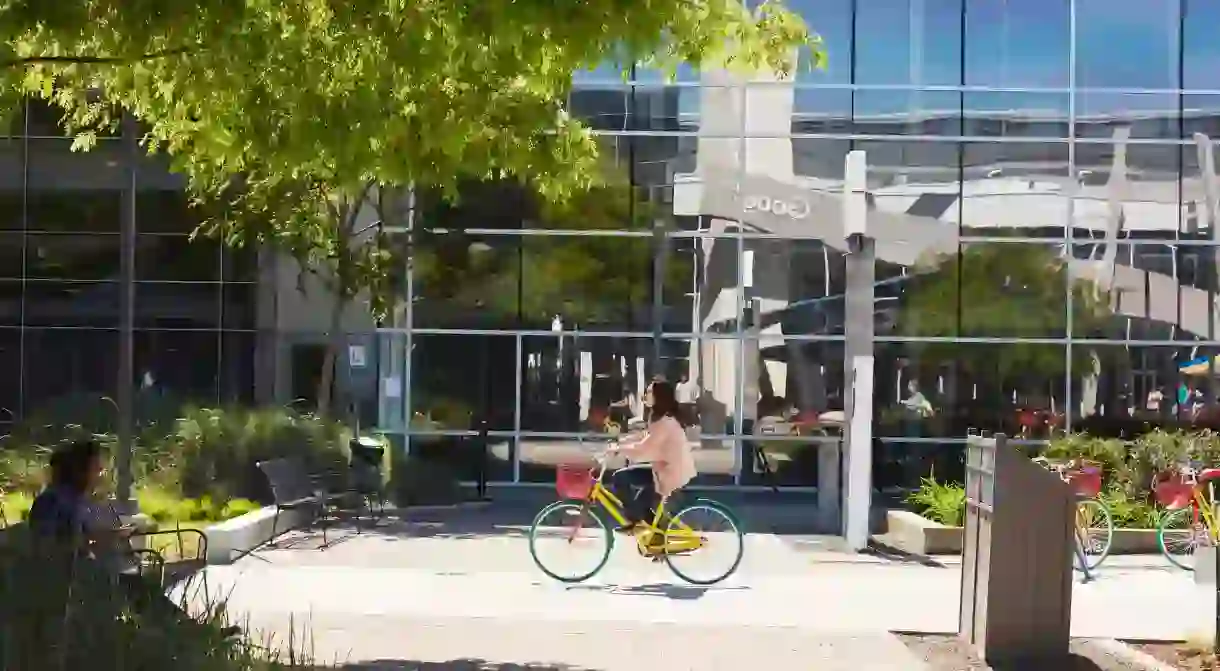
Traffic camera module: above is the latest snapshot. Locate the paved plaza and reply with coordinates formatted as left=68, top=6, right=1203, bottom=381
left=179, top=511, right=1210, bottom=669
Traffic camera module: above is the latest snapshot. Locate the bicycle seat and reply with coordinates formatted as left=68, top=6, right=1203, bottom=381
left=1198, top=468, right=1220, bottom=482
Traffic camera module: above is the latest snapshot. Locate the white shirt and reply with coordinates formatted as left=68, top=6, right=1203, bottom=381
left=675, top=380, right=698, bottom=405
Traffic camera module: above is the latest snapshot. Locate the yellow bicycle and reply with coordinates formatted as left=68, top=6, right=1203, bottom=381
left=528, top=447, right=744, bottom=585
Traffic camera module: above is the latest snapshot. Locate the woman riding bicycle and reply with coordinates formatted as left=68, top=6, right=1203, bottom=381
left=610, top=380, right=697, bottom=539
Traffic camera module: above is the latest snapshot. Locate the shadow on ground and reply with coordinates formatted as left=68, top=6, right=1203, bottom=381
left=325, top=659, right=598, bottom=670
left=989, top=657, right=1110, bottom=670
left=262, top=511, right=537, bottom=546
left=561, top=581, right=750, bottom=601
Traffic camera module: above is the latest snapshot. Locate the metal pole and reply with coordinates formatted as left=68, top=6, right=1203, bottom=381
left=651, top=220, right=666, bottom=372
left=842, top=150, right=874, bottom=550
left=513, top=333, right=523, bottom=483
left=403, top=185, right=415, bottom=458
left=114, top=113, right=138, bottom=512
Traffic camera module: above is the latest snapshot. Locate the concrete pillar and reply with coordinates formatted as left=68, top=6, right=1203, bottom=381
left=818, top=440, right=841, bottom=532
left=842, top=150, right=875, bottom=551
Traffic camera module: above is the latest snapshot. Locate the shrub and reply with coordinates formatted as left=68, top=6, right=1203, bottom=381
left=1042, top=429, right=1220, bottom=501
left=906, top=474, right=966, bottom=527
left=1041, top=433, right=1125, bottom=477
left=0, top=447, right=46, bottom=495
left=0, top=489, right=32, bottom=524
left=1097, top=485, right=1160, bottom=529
left=221, top=498, right=261, bottom=519
left=388, top=454, right=464, bottom=506
left=157, top=406, right=350, bottom=503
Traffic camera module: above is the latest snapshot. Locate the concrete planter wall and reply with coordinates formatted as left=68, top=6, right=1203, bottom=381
left=203, top=505, right=313, bottom=564
left=885, top=510, right=1169, bottom=556
left=884, top=510, right=964, bottom=555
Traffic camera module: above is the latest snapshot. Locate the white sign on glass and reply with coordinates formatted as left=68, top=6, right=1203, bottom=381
left=383, top=376, right=402, bottom=398
left=743, top=194, right=810, bottom=219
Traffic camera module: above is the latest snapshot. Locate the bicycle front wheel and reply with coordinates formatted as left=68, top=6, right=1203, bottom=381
left=663, top=499, right=744, bottom=586
left=1073, top=498, right=1114, bottom=572
left=528, top=500, right=613, bottom=583
left=1158, top=506, right=1211, bottom=572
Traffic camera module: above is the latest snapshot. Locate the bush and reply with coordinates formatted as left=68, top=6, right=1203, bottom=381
left=136, top=487, right=259, bottom=526
left=388, top=454, right=464, bottom=506
left=1041, top=433, right=1126, bottom=479
left=157, top=406, right=350, bottom=503
left=1040, top=429, right=1220, bottom=501
left=906, top=474, right=966, bottom=527
left=1097, top=485, right=1161, bottom=529
left=0, top=489, right=32, bottom=523
left=0, top=450, right=44, bottom=500
left=0, top=405, right=347, bottom=524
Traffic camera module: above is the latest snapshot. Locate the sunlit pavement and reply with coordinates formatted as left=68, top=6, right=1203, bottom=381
left=177, top=519, right=1208, bottom=668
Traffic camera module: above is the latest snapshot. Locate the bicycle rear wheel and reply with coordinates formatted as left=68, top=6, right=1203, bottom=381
left=1072, top=498, right=1114, bottom=572
left=662, top=499, right=744, bottom=585
left=528, top=500, right=613, bottom=583
left=1158, top=506, right=1211, bottom=572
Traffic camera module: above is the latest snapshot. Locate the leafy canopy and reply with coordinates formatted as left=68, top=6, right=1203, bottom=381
left=8, top=0, right=819, bottom=200
left=6, top=0, right=821, bottom=318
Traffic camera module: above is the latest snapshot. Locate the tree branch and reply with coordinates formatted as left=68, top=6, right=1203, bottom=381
left=3, top=44, right=198, bottom=68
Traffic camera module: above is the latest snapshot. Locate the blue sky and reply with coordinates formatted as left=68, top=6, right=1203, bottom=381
left=576, top=0, right=1220, bottom=116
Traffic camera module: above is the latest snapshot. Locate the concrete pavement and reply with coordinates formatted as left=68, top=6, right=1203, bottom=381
left=177, top=518, right=1208, bottom=669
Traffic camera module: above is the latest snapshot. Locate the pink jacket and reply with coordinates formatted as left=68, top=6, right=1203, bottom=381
left=619, top=416, right=697, bottom=497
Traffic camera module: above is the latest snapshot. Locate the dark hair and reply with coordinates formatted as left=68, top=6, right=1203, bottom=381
left=48, top=439, right=103, bottom=493
left=648, top=381, right=684, bottom=426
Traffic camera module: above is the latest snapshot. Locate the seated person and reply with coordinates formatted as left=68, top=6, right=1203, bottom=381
left=27, top=439, right=240, bottom=637
left=610, top=380, right=697, bottom=549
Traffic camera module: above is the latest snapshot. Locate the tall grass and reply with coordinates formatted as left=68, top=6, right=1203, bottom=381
left=0, top=529, right=316, bottom=671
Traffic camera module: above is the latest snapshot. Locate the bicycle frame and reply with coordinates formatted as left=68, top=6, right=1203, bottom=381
left=1033, top=458, right=1105, bottom=579
left=1184, top=474, right=1220, bottom=543
left=567, top=450, right=701, bottom=554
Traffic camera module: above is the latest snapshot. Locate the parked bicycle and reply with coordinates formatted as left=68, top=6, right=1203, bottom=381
left=1154, top=462, right=1220, bottom=571
left=528, top=446, right=745, bottom=585
left=1031, top=457, right=1114, bottom=572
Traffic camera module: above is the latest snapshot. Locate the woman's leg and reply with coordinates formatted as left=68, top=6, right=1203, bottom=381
left=610, top=465, right=655, bottom=526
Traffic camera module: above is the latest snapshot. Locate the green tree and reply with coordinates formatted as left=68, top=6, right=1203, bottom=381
left=10, top=0, right=818, bottom=203
left=896, top=243, right=1112, bottom=396
left=10, top=1, right=819, bottom=414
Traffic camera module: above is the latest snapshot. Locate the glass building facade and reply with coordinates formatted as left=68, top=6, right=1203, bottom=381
left=0, top=101, right=259, bottom=439
left=381, top=0, right=1220, bottom=491
left=10, top=0, right=1220, bottom=495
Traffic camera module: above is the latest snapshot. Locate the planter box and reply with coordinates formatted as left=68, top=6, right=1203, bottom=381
left=1110, top=528, right=1176, bottom=555
left=884, top=510, right=963, bottom=555
left=884, top=510, right=1173, bottom=557
left=203, top=505, right=313, bottom=565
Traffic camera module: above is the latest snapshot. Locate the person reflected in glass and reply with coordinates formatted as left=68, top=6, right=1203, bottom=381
left=607, top=383, right=636, bottom=434
left=675, top=373, right=699, bottom=426
left=609, top=381, right=697, bottom=552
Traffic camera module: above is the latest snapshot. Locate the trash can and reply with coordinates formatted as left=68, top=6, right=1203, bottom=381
left=349, top=435, right=386, bottom=495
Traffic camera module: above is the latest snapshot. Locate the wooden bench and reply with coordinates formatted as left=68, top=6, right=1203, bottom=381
left=257, top=457, right=368, bottom=547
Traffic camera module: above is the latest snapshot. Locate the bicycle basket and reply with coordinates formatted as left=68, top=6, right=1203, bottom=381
left=1065, top=462, right=1102, bottom=498
left=1153, top=471, right=1194, bottom=509
left=556, top=464, right=594, bottom=500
